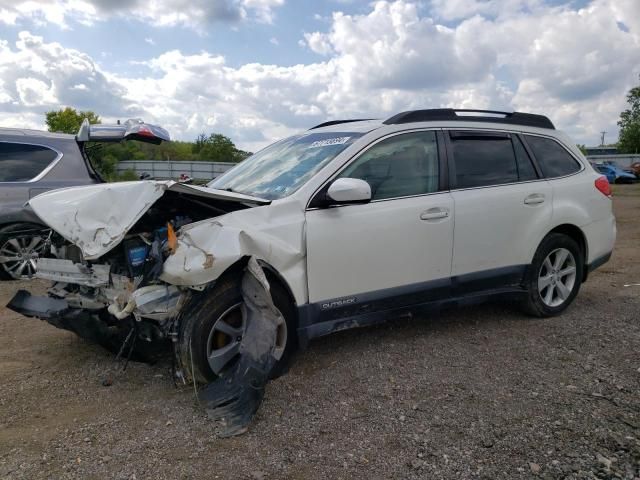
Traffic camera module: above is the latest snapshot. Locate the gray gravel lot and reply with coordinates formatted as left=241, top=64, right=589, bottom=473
left=1, top=185, right=639, bottom=480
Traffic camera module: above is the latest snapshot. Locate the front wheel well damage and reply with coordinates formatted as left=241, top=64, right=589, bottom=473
left=172, top=257, right=298, bottom=435
left=213, top=256, right=299, bottom=328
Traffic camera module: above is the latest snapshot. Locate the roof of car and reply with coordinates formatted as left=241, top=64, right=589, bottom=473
left=309, top=109, right=558, bottom=135
left=0, top=127, right=74, bottom=140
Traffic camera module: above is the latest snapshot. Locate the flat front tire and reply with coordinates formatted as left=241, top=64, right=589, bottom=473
left=522, top=233, right=584, bottom=317
left=178, top=274, right=297, bottom=384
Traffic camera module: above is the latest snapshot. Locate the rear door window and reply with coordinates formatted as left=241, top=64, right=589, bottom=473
left=449, top=131, right=538, bottom=189
left=0, top=142, right=59, bottom=182
left=524, top=135, right=581, bottom=178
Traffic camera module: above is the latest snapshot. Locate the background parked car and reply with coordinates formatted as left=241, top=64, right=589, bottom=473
left=594, top=164, right=636, bottom=184
left=0, top=119, right=169, bottom=280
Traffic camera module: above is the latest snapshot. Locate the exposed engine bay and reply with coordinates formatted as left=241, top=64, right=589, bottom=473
left=7, top=182, right=289, bottom=436
left=14, top=191, right=246, bottom=355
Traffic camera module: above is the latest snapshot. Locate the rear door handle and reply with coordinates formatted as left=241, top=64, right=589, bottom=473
left=524, top=193, right=545, bottom=205
left=420, top=208, right=449, bottom=221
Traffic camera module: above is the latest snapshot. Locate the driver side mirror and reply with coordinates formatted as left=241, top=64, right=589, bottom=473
left=325, top=178, right=372, bottom=205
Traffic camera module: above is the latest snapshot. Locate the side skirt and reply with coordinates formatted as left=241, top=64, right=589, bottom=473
left=297, top=265, right=528, bottom=348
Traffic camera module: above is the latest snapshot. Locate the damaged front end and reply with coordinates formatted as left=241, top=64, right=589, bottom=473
left=7, top=180, right=290, bottom=434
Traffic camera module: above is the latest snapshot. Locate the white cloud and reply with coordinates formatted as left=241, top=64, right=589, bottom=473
left=0, top=0, right=285, bottom=31
left=429, top=0, right=544, bottom=21
left=0, top=31, right=127, bottom=126
left=302, top=31, right=334, bottom=55
left=0, top=0, right=639, bottom=150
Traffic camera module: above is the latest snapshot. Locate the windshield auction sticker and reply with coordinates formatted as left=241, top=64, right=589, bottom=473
left=308, top=136, right=351, bottom=148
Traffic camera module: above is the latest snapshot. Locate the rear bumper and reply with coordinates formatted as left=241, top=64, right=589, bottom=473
left=583, top=215, right=616, bottom=265
left=586, top=251, right=612, bottom=275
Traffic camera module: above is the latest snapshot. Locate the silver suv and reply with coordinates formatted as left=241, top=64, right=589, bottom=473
left=0, top=120, right=169, bottom=279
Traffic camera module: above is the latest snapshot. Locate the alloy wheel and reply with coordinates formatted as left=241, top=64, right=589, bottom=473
left=537, top=247, right=577, bottom=308
left=0, top=234, right=47, bottom=280
left=205, top=302, right=288, bottom=376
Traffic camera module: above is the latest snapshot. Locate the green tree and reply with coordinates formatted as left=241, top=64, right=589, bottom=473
left=198, top=133, right=242, bottom=162
left=192, top=133, right=208, bottom=155
left=617, top=76, right=640, bottom=154
left=92, top=153, right=118, bottom=181
left=45, top=107, right=101, bottom=134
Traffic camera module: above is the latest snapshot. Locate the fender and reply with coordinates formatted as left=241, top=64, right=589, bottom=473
left=160, top=202, right=308, bottom=306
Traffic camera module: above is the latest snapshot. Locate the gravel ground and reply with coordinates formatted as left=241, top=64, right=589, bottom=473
left=1, top=185, right=639, bottom=480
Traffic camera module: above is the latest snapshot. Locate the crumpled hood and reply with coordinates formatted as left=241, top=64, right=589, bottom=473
left=28, top=180, right=269, bottom=260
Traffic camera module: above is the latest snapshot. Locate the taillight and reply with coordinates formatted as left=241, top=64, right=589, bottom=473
left=595, top=176, right=612, bottom=197
left=137, top=125, right=155, bottom=137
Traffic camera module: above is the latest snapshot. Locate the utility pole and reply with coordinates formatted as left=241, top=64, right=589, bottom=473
left=600, top=131, right=606, bottom=146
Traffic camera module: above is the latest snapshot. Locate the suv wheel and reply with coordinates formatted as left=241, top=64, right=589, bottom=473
left=522, top=233, right=584, bottom=317
left=0, top=223, right=49, bottom=280
left=178, top=274, right=296, bottom=384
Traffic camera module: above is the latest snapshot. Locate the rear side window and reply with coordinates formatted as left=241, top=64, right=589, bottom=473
left=524, top=135, right=581, bottom=178
left=449, top=132, right=538, bottom=189
left=0, top=143, right=59, bottom=182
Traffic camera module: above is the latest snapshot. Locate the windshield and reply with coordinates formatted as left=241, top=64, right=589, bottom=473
left=208, top=131, right=363, bottom=200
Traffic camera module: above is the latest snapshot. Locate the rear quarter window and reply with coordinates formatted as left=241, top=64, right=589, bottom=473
left=0, top=142, right=59, bottom=182
left=524, top=135, right=581, bottom=178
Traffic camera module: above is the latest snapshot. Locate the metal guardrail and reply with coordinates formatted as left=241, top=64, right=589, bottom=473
left=116, top=160, right=236, bottom=180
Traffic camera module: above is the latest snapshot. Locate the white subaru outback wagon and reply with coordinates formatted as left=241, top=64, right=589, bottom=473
left=9, top=109, right=616, bottom=390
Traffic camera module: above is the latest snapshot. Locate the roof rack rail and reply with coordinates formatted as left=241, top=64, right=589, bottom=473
left=309, top=119, right=373, bottom=130
left=382, top=109, right=555, bottom=130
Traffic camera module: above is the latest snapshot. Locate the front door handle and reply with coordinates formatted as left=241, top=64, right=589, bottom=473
left=420, top=208, right=449, bottom=221
left=524, top=193, right=545, bottom=205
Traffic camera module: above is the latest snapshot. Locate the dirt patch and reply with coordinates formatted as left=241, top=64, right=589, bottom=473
left=1, top=186, right=639, bottom=479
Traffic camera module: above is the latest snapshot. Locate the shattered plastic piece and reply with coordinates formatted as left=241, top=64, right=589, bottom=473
left=7, top=290, right=169, bottom=363
left=197, top=257, right=281, bottom=437
left=7, top=290, right=68, bottom=318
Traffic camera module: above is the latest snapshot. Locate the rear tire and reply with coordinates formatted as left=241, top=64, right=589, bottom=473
left=522, top=233, right=584, bottom=317
left=178, top=274, right=297, bottom=384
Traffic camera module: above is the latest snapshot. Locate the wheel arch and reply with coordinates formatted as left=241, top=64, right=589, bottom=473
left=214, top=255, right=299, bottom=325
left=0, top=220, right=47, bottom=231
left=533, top=224, right=589, bottom=281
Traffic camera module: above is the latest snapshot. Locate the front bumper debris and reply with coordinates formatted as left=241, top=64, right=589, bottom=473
left=6, top=257, right=283, bottom=436
left=36, top=258, right=110, bottom=287
left=7, top=290, right=68, bottom=319
left=196, top=257, right=282, bottom=437
left=7, top=289, right=169, bottom=362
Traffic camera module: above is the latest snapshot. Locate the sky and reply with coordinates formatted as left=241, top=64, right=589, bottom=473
left=0, top=0, right=638, bottom=152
